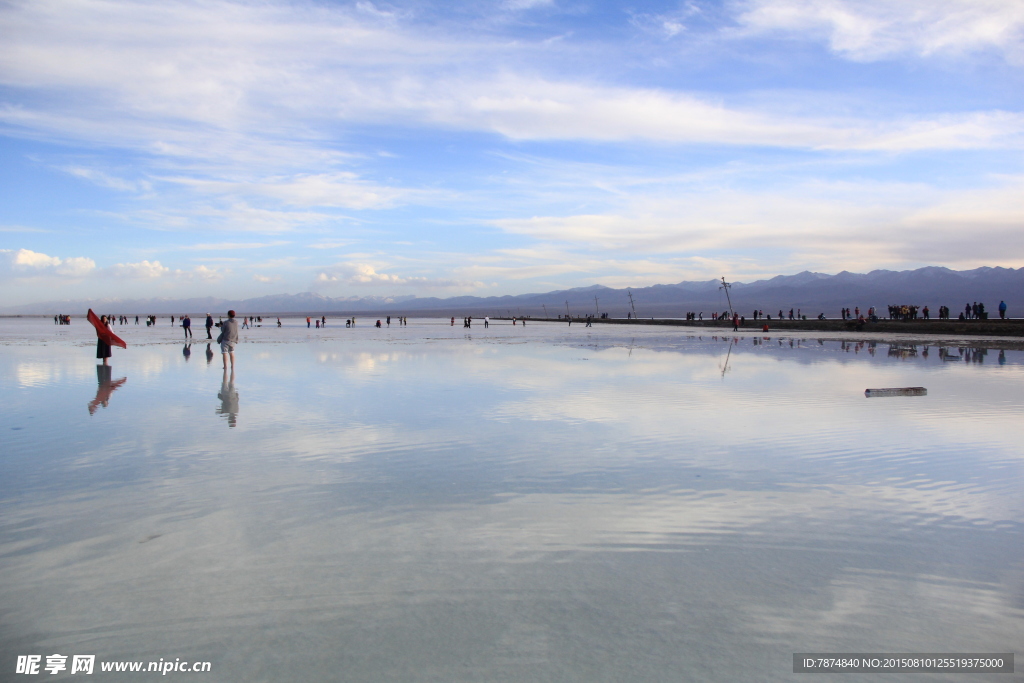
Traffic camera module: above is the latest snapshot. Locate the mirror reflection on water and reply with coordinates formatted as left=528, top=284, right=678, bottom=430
left=2, top=317, right=1022, bottom=681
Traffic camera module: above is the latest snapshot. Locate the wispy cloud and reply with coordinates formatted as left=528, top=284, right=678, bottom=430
left=308, top=240, right=356, bottom=250
left=180, top=241, right=291, bottom=251
left=2, top=0, right=1021, bottom=160
left=733, top=0, right=1024, bottom=64
left=490, top=175, right=1024, bottom=273
left=61, top=166, right=151, bottom=192
left=0, top=225, right=50, bottom=233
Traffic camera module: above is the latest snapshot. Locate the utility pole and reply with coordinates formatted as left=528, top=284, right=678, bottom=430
left=719, top=277, right=734, bottom=319
left=627, top=290, right=637, bottom=320
left=565, top=300, right=571, bottom=319
left=594, top=296, right=599, bottom=317
left=542, top=304, right=547, bottom=318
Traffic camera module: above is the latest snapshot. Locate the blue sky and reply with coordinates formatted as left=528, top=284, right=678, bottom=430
left=1, top=0, right=1023, bottom=305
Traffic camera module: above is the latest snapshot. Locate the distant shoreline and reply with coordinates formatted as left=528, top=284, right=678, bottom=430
left=508, top=316, right=1024, bottom=338
left=6, top=312, right=1023, bottom=339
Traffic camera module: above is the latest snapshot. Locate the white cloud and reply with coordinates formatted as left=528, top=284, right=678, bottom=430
left=0, top=249, right=225, bottom=285
left=103, top=260, right=222, bottom=281
left=734, top=0, right=1024, bottom=63
left=57, top=256, right=97, bottom=277
left=187, top=265, right=222, bottom=281
left=314, top=262, right=482, bottom=290
left=3, top=248, right=97, bottom=277
left=106, top=260, right=170, bottom=279
left=13, top=248, right=60, bottom=268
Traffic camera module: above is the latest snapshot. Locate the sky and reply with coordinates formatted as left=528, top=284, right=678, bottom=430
left=1, top=0, right=1023, bottom=305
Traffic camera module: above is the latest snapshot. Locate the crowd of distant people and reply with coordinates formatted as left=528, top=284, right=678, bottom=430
left=56, top=299, right=1015, bottom=346
left=671, top=300, right=1010, bottom=325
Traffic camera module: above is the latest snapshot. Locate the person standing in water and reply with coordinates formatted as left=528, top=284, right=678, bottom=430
left=205, top=313, right=214, bottom=338
left=217, top=310, right=239, bottom=369
left=96, top=315, right=113, bottom=364
left=87, top=309, right=127, bottom=366
left=182, top=314, right=192, bottom=339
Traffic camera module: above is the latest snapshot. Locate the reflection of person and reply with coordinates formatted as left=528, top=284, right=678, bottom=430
left=88, top=364, right=127, bottom=415
left=205, top=343, right=214, bottom=365
left=183, top=343, right=192, bottom=361
left=216, top=366, right=239, bottom=427
left=217, top=310, right=239, bottom=368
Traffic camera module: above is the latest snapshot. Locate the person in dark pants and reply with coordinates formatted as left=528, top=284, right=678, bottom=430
left=183, top=314, right=192, bottom=339
left=205, top=313, right=214, bottom=339
left=97, top=322, right=112, bottom=365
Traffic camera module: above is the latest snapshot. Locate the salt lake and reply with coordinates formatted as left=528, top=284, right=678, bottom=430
left=1, top=316, right=1022, bottom=681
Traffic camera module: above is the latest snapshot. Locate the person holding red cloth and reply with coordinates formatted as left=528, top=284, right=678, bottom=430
left=87, top=309, right=127, bottom=365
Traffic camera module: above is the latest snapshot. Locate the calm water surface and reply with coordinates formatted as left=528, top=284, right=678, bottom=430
left=1, top=317, right=1022, bottom=681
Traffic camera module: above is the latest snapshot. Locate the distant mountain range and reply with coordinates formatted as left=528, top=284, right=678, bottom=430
left=4, top=266, right=1022, bottom=318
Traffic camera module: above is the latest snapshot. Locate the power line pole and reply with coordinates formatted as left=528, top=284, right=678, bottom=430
left=565, top=300, right=571, bottom=319
left=719, top=277, right=734, bottom=319
left=594, top=296, right=599, bottom=317
left=627, top=290, right=637, bottom=320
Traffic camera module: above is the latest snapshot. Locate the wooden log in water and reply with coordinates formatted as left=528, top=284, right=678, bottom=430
left=864, top=387, right=927, bottom=397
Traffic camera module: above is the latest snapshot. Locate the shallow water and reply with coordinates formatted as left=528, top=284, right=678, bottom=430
left=2, top=317, right=1022, bottom=681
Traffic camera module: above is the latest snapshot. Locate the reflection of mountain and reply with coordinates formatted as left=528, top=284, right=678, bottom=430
left=217, top=369, right=239, bottom=428
left=88, top=364, right=126, bottom=415
left=4, top=266, right=1022, bottom=317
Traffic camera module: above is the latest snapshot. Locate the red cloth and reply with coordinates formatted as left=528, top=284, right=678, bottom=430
left=87, top=309, right=127, bottom=349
